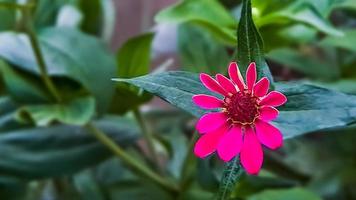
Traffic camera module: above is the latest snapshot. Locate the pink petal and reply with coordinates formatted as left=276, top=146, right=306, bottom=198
left=246, top=62, right=257, bottom=91
left=260, top=91, right=287, bottom=107
left=228, top=62, right=245, bottom=91
left=217, top=125, right=243, bottom=162
left=255, top=119, right=283, bottom=150
left=253, top=77, right=269, bottom=97
left=200, top=73, right=229, bottom=96
left=216, top=74, right=237, bottom=94
left=194, top=124, right=229, bottom=158
left=192, top=94, right=223, bottom=109
left=196, top=112, right=227, bottom=133
left=240, top=126, right=263, bottom=175
left=259, top=106, right=279, bottom=121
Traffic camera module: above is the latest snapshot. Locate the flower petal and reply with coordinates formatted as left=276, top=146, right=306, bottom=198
left=228, top=62, right=245, bottom=91
left=259, top=91, right=287, bottom=107
left=194, top=124, right=229, bottom=158
left=241, top=126, right=263, bottom=175
left=255, top=119, right=283, bottom=150
left=200, top=73, right=228, bottom=96
left=246, top=62, right=257, bottom=91
left=253, top=77, right=269, bottom=97
left=217, top=125, right=243, bottom=162
left=196, top=112, right=227, bottom=133
left=259, top=106, right=279, bottom=121
left=192, top=94, right=223, bottom=109
left=216, top=74, right=237, bottom=94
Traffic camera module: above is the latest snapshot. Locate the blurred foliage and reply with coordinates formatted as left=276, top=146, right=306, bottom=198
left=0, top=0, right=355, bottom=199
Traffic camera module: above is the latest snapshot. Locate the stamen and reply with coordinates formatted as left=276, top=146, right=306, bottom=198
left=224, top=90, right=259, bottom=125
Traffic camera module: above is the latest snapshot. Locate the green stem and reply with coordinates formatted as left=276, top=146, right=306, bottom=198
left=133, top=108, right=160, bottom=169
left=85, top=123, right=179, bottom=193
left=21, top=4, right=62, bottom=102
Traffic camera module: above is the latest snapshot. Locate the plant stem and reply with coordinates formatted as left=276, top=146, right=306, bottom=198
left=133, top=108, right=160, bottom=170
left=85, top=123, right=179, bottom=193
left=21, top=4, right=62, bottom=102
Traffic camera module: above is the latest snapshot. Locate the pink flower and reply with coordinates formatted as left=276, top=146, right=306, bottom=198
left=192, top=62, right=287, bottom=175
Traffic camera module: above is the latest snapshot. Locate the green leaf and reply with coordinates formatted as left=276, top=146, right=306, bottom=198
left=117, top=33, right=154, bottom=78
left=16, top=96, right=95, bottom=126
left=33, top=0, right=66, bottom=28
left=320, top=30, right=356, bottom=52
left=178, top=24, right=229, bottom=74
left=237, top=0, right=273, bottom=82
left=78, top=0, right=102, bottom=35
left=0, top=116, right=139, bottom=185
left=281, top=3, right=343, bottom=36
left=0, top=0, right=16, bottom=31
left=216, top=157, right=244, bottom=200
left=110, top=33, right=154, bottom=114
left=0, top=60, right=51, bottom=103
left=266, top=48, right=339, bottom=80
left=333, top=0, right=356, bottom=11
left=108, top=180, right=172, bottom=200
left=247, top=188, right=321, bottom=200
left=0, top=27, right=116, bottom=113
left=256, top=2, right=343, bottom=37
left=155, top=0, right=236, bottom=45
left=117, top=71, right=356, bottom=139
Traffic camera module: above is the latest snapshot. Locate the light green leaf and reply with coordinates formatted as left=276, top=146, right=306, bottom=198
left=266, top=48, right=339, bottom=80
left=237, top=0, right=273, bottom=82
left=320, top=30, right=356, bottom=52
left=16, top=96, right=95, bottom=126
left=155, top=0, right=236, bottom=45
left=256, top=2, right=343, bottom=37
left=0, top=27, right=116, bottom=113
left=117, top=71, right=356, bottom=139
left=332, top=0, right=356, bottom=11
left=117, top=33, right=154, bottom=78
left=111, top=33, right=154, bottom=114
left=0, top=116, right=139, bottom=185
left=247, top=188, right=321, bottom=200
left=178, top=24, right=229, bottom=74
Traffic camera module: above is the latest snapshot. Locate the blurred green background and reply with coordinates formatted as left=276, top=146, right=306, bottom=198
left=0, top=0, right=355, bottom=199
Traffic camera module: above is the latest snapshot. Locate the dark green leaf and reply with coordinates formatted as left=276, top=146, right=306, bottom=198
left=74, top=170, right=105, bottom=200
left=78, top=0, right=102, bottom=35
left=237, top=0, right=273, bottom=82
left=247, top=187, right=321, bottom=200
left=0, top=116, right=139, bottom=185
left=117, top=71, right=356, bottom=139
left=0, top=27, right=116, bottom=113
left=155, top=0, right=236, bottom=45
left=178, top=24, right=229, bottom=74
left=216, top=157, right=243, bottom=200
left=16, top=96, right=95, bottom=126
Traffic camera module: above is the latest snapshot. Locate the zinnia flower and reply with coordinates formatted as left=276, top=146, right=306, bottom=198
left=192, top=62, right=287, bottom=175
